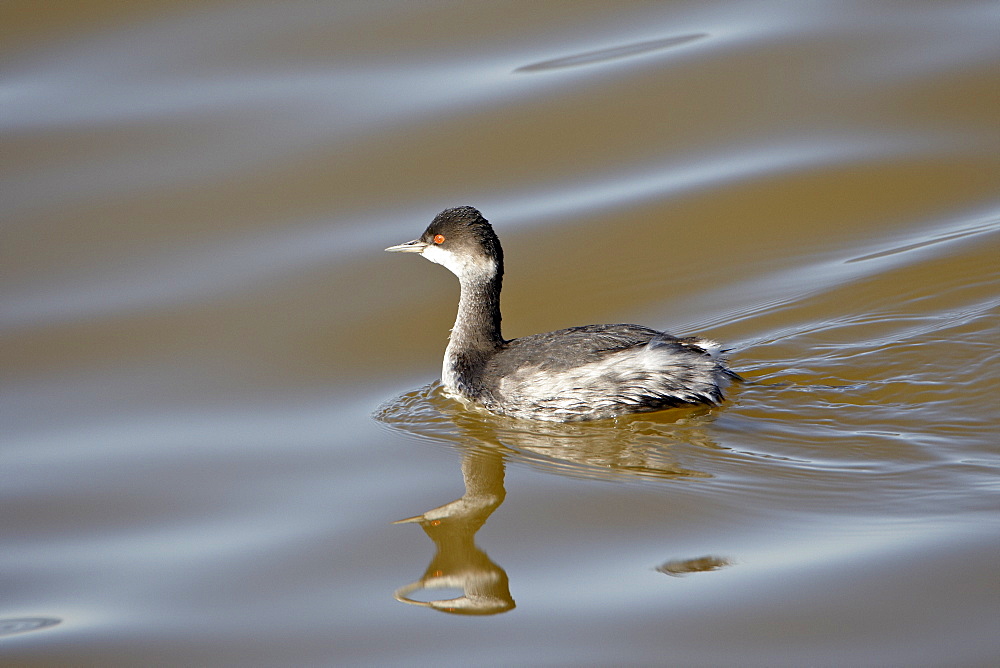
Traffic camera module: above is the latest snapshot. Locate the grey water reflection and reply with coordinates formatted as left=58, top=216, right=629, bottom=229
left=514, top=33, right=708, bottom=73
left=378, top=383, right=732, bottom=615
left=0, top=617, right=61, bottom=637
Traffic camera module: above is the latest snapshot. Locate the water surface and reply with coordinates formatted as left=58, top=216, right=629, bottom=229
left=3, top=2, right=999, bottom=666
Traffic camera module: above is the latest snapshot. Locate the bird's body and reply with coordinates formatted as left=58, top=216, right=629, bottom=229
left=386, top=206, right=737, bottom=422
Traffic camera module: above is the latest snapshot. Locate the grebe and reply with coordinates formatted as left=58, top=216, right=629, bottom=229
left=386, top=206, right=737, bottom=422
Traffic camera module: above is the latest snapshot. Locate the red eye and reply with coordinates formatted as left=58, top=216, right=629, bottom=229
left=433, top=234, right=445, bottom=244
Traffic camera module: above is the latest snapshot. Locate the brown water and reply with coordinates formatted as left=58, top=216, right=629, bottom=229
left=3, top=2, right=999, bottom=666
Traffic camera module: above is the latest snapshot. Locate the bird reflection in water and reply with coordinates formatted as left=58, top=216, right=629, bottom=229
left=377, top=382, right=729, bottom=615
left=392, top=448, right=514, bottom=615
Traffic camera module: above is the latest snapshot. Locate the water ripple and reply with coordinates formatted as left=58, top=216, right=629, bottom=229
left=375, top=382, right=721, bottom=484
left=0, top=617, right=61, bottom=637
left=515, top=34, right=707, bottom=73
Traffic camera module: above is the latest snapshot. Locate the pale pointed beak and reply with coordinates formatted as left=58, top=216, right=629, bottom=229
left=385, top=239, right=428, bottom=253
